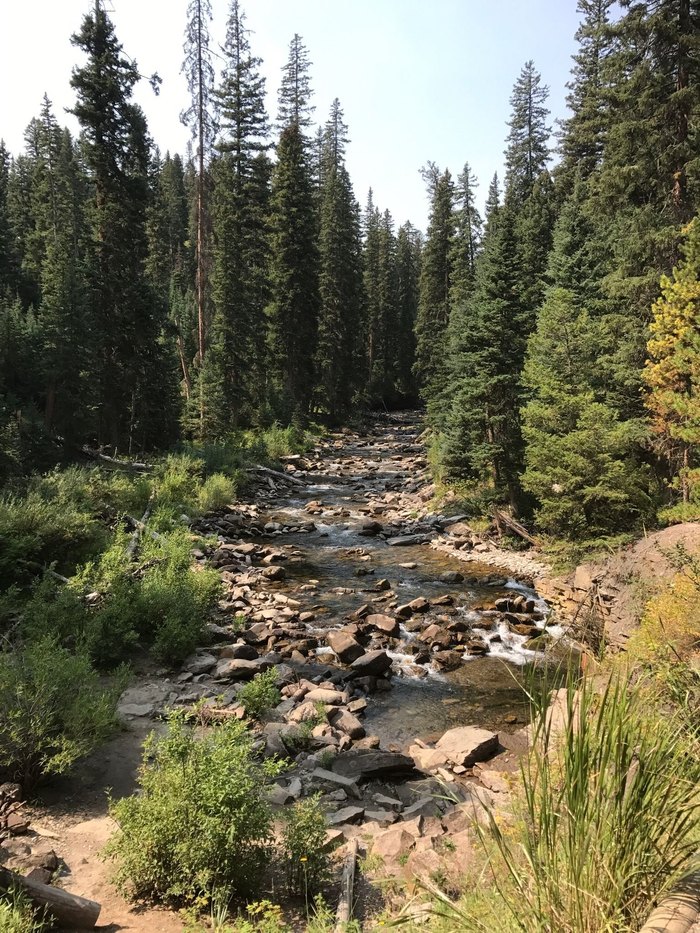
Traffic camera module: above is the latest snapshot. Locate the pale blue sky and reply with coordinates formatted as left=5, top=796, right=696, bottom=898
left=0, top=0, right=582, bottom=230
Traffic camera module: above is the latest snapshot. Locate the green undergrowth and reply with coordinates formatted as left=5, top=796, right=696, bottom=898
left=0, top=889, right=49, bottom=933
left=0, top=423, right=320, bottom=789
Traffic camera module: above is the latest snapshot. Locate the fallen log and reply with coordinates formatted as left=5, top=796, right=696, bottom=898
left=244, top=465, right=306, bottom=487
left=335, top=837, right=358, bottom=932
left=79, top=447, right=151, bottom=473
left=493, top=509, right=539, bottom=547
left=125, top=515, right=164, bottom=544
left=0, top=866, right=101, bottom=929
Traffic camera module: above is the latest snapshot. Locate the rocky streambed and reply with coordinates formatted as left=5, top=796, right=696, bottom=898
left=113, top=413, right=572, bottom=877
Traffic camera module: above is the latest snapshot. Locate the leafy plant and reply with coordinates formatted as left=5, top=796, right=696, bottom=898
left=238, top=669, right=281, bottom=720
left=105, top=712, right=283, bottom=906
left=0, top=637, right=123, bottom=788
left=198, top=473, right=237, bottom=513
left=280, top=795, right=331, bottom=896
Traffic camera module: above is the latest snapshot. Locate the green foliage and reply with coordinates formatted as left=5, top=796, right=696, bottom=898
left=238, top=668, right=281, bottom=720
left=0, top=889, right=48, bottom=933
left=0, top=487, right=101, bottom=587
left=106, top=712, right=283, bottom=906
left=197, top=473, right=237, bottom=513
left=0, top=637, right=122, bottom=788
left=280, top=795, right=331, bottom=895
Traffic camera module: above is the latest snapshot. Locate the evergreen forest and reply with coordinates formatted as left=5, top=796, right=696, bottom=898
left=0, top=0, right=699, bottom=548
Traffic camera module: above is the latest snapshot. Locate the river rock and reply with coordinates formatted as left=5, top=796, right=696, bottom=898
left=213, top=658, right=266, bottom=680
left=408, top=597, right=430, bottom=613
left=409, top=745, right=450, bottom=772
left=435, top=727, right=499, bottom=767
left=439, top=571, right=464, bottom=584
left=327, top=630, right=365, bottom=664
left=219, top=643, right=260, bottom=661
left=333, top=749, right=416, bottom=782
left=183, top=652, right=217, bottom=675
left=386, top=534, right=427, bottom=546
left=349, top=650, right=393, bottom=678
left=328, top=806, right=365, bottom=827
left=310, top=768, right=361, bottom=798
left=304, top=687, right=347, bottom=705
left=357, top=519, right=383, bottom=536
left=365, top=614, right=400, bottom=638
left=372, top=827, right=415, bottom=861
left=329, top=708, right=365, bottom=740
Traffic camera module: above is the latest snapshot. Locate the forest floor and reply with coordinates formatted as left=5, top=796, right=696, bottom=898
left=8, top=412, right=693, bottom=931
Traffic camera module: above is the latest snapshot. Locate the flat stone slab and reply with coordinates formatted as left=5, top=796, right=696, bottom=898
left=333, top=749, right=417, bottom=783
left=328, top=806, right=365, bottom=827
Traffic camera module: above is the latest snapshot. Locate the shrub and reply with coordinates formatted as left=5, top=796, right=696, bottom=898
left=198, top=473, right=237, bottom=513
left=280, top=795, right=331, bottom=895
left=0, top=491, right=100, bottom=587
left=0, top=637, right=123, bottom=788
left=105, top=712, right=283, bottom=906
left=238, top=669, right=281, bottom=720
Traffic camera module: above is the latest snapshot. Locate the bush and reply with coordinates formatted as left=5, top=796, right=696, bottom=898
left=198, top=473, right=237, bottom=514
left=238, top=669, right=281, bottom=720
left=0, top=637, right=123, bottom=788
left=0, top=491, right=100, bottom=587
left=105, top=712, right=283, bottom=906
left=280, top=795, right=331, bottom=896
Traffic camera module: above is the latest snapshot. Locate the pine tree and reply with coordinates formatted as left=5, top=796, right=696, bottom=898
left=0, top=142, right=14, bottom=294
left=558, top=0, right=615, bottom=191
left=71, top=3, right=177, bottom=449
left=395, top=222, right=421, bottom=399
left=449, top=162, right=482, bottom=310
left=443, top=187, right=527, bottom=509
left=645, top=218, right=700, bottom=504
left=316, top=99, right=363, bottom=421
left=207, top=0, right=271, bottom=430
left=504, top=61, right=551, bottom=205
left=522, top=287, right=651, bottom=537
left=181, top=0, right=216, bottom=381
left=413, top=165, right=455, bottom=401
left=521, top=178, right=651, bottom=537
left=268, top=35, right=319, bottom=420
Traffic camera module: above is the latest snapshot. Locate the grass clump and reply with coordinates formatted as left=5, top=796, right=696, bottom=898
left=198, top=473, right=237, bottom=513
left=238, top=668, right=281, bottom=720
left=435, top=670, right=700, bottom=933
left=106, top=712, right=283, bottom=907
left=0, top=637, right=124, bottom=788
left=0, top=889, right=48, bottom=933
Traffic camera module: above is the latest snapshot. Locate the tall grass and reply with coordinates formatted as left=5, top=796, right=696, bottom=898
left=423, top=671, right=700, bottom=933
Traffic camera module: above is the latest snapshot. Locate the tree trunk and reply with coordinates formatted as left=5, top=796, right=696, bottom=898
left=0, top=866, right=101, bottom=929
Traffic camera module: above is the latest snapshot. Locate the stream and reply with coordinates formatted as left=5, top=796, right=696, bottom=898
left=225, top=412, right=570, bottom=749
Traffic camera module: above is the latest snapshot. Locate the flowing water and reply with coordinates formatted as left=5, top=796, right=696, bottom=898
left=250, top=414, right=572, bottom=748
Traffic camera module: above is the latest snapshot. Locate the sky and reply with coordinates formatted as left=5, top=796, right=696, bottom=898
left=0, top=0, right=582, bottom=231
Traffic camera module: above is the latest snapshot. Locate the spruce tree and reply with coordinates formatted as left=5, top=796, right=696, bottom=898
left=208, top=0, right=271, bottom=430
left=316, top=99, right=363, bottom=421
left=558, top=0, right=615, bottom=191
left=413, top=165, right=455, bottom=401
left=449, top=163, right=482, bottom=310
left=504, top=61, right=551, bottom=205
left=395, top=222, right=421, bottom=399
left=268, top=34, right=319, bottom=421
left=71, top=3, right=177, bottom=449
left=181, top=0, right=216, bottom=374
left=443, top=182, right=527, bottom=509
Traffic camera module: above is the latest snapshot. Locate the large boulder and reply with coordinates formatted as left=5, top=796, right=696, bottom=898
left=327, top=630, right=365, bottom=664
left=349, top=650, right=393, bottom=678
left=435, top=727, right=499, bottom=767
